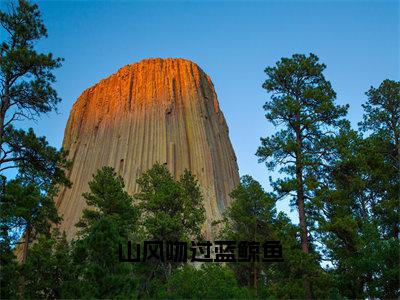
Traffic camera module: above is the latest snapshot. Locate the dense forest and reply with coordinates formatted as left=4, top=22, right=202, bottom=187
left=0, top=1, right=399, bottom=299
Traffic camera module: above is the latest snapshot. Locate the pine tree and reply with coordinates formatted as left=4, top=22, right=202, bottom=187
left=0, top=0, right=68, bottom=176
left=0, top=220, right=21, bottom=299
left=157, top=264, right=253, bottom=299
left=315, top=79, right=399, bottom=298
left=135, top=163, right=205, bottom=242
left=71, top=166, right=140, bottom=299
left=134, top=162, right=205, bottom=296
left=356, top=80, right=399, bottom=298
left=0, top=179, right=60, bottom=263
left=76, top=166, right=139, bottom=238
left=0, top=0, right=70, bottom=266
left=220, top=175, right=276, bottom=292
left=314, top=128, right=375, bottom=298
left=22, top=232, right=73, bottom=299
left=256, top=53, right=348, bottom=298
left=72, top=217, right=138, bottom=299
left=221, top=175, right=332, bottom=298
left=359, top=79, right=399, bottom=243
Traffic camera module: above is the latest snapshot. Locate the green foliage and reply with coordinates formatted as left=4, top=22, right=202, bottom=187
left=2, top=126, right=71, bottom=190
left=359, top=80, right=399, bottom=299
left=315, top=130, right=380, bottom=298
left=221, top=176, right=332, bottom=298
left=222, top=175, right=276, bottom=239
left=157, top=264, right=254, bottom=299
left=0, top=0, right=66, bottom=172
left=0, top=0, right=63, bottom=124
left=134, top=163, right=206, bottom=296
left=256, top=212, right=333, bottom=300
left=360, top=79, right=400, bottom=141
left=0, top=0, right=70, bottom=266
left=256, top=53, right=349, bottom=297
left=220, top=176, right=276, bottom=289
left=76, top=166, right=139, bottom=238
left=135, top=162, right=205, bottom=242
left=257, top=53, right=348, bottom=203
left=314, top=80, right=400, bottom=298
left=0, top=232, right=21, bottom=299
left=71, top=166, right=140, bottom=299
left=0, top=0, right=70, bottom=187
left=22, top=232, right=73, bottom=299
left=0, top=179, right=60, bottom=251
left=71, top=217, right=138, bottom=299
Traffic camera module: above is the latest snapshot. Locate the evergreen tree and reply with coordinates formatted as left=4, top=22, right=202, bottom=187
left=0, top=220, right=21, bottom=299
left=134, top=162, right=205, bottom=296
left=0, top=179, right=60, bottom=263
left=219, top=175, right=277, bottom=292
left=359, top=79, right=399, bottom=243
left=221, top=176, right=332, bottom=298
left=157, top=264, right=253, bottom=299
left=315, top=79, right=399, bottom=298
left=135, top=163, right=205, bottom=242
left=314, top=129, right=377, bottom=298
left=0, top=0, right=67, bottom=176
left=76, top=166, right=139, bottom=238
left=0, top=0, right=70, bottom=267
left=256, top=53, right=348, bottom=298
left=72, top=217, right=138, bottom=299
left=22, top=231, right=73, bottom=299
left=71, top=166, right=140, bottom=299
left=257, top=212, right=333, bottom=300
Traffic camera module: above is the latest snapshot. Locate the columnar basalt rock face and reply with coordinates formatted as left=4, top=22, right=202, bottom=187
left=56, top=58, right=240, bottom=240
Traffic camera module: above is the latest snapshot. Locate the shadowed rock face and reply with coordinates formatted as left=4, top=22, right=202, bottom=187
left=56, top=58, right=240, bottom=240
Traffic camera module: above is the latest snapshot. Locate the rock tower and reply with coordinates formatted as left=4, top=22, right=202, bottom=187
left=56, top=58, right=240, bottom=240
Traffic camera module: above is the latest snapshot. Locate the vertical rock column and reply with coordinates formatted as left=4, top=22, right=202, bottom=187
left=56, top=58, right=240, bottom=240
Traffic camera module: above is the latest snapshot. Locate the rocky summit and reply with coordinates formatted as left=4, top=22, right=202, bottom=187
left=56, top=58, right=240, bottom=240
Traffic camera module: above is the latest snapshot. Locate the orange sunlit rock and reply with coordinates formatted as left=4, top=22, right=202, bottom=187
left=56, top=58, right=240, bottom=240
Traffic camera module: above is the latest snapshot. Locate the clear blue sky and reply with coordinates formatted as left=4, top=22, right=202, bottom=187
left=4, top=0, right=399, bottom=221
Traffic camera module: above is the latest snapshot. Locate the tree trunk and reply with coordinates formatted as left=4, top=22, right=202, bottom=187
left=296, top=168, right=308, bottom=253
left=296, top=163, right=312, bottom=299
left=392, top=128, right=399, bottom=241
left=22, top=223, right=31, bottom=264
left=295, top=124, right=309, bottom=253
left=0, top=81, right=10, bottom=141
left=252, top=265, right=258, bottom=296
left=295, top=112, right=311, bottom=299
left=0, top=82, right=10, bottom=169
left=252, top=218, right=258, bottom=295
left=0, top=109, right=4, bottom=141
